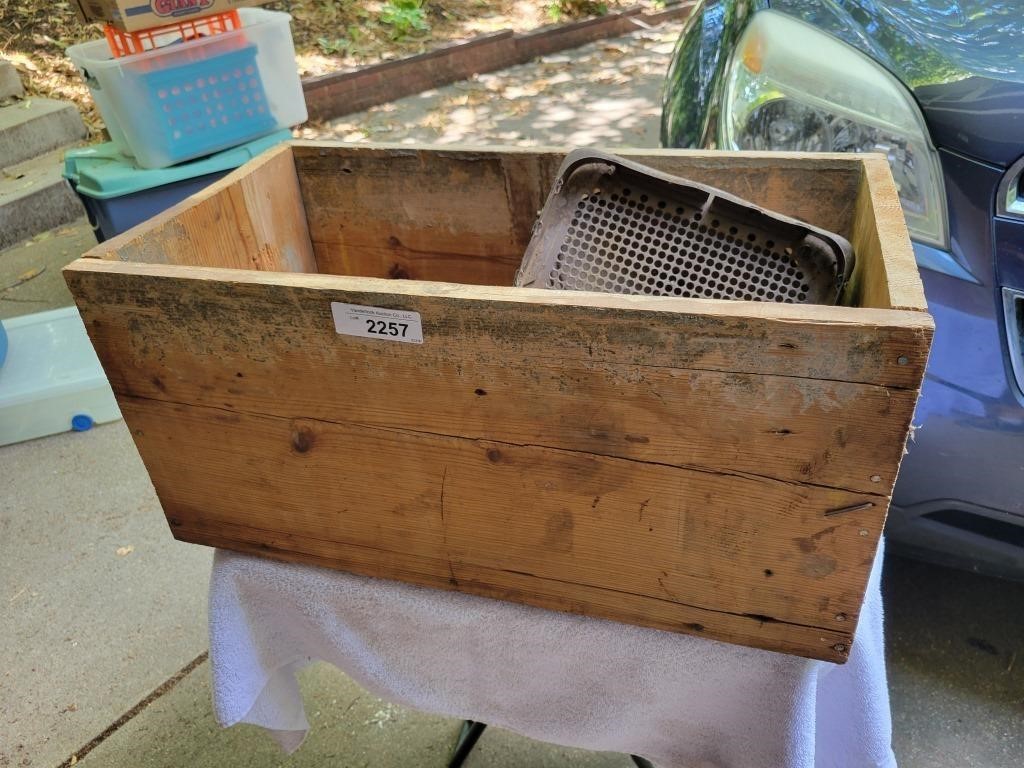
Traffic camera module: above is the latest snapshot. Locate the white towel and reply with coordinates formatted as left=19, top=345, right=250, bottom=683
left=208, top=541, right=894, bottom=768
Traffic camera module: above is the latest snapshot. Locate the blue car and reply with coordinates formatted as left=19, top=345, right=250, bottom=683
left=662, top=0, right=1024, bottom=579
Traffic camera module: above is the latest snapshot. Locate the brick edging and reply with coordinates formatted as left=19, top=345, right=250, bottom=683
left=302, top=2, right=694, bottom=122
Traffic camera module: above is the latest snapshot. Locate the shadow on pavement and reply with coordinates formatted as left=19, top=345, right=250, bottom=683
left=884, top=554, right=1024, bottom=768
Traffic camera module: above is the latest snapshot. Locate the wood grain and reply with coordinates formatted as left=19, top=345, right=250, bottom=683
left=65, top=259, right=931, bottom=385
left=65, top=262, right=927, bottom=495
left=851, top=155, right=929, bottom=312
left=291, top=144, right=867, bottom=291
left=84, top=144, right=316, bottom=274
left=121, top=395, right=875, bottom=661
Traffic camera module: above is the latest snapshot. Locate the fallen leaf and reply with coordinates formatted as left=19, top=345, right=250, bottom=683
left=12, top=57, right=39, bottom=73
left=17, top=266, right=44, bottom=280
left=1, top=266, right=46, bottom=293
left=116, top=545, right=134, bottom=556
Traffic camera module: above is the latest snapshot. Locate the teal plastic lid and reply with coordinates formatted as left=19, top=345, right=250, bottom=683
left=63, top=129, right=293, bottom=199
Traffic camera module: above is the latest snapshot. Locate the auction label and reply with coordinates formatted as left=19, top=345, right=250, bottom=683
left=331, top=302, right=423, bottom=344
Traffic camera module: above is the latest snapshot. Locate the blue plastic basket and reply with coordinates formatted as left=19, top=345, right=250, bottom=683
left=141, top=44, right=277, bottom=160
left=69, top=9, right=306, bottom=168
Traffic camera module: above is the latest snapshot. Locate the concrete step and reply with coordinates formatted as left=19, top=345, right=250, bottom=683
left=0, top=97, right=87, bottom=167
left=0, top=59, right=24, bottom=101
left=0, top=150, right=85, bottom=250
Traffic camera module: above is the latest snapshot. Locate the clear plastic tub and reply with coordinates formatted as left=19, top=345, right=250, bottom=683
left=0, top=307, right=121, bottom=446
left=67, top=9, right=306, bottom=169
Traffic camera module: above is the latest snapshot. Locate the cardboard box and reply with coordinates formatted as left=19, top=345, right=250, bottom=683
left=64, top=143, right=933, bottom=662
left=73, top=0, right=270, bottom=33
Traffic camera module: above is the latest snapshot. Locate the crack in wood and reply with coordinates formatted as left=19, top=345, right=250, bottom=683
left=173, top=517, right=846, bottom=638
left=824, top=501, right=876, bottom=517
left=525, top=354, right=922, bottom=392
left=439, top=466, right=448, bottom=523
left=116, top=392, right=891, bottom=500
left=439, top=466, right=456, bottom=586
left=350, top=422, right=887, bottom=499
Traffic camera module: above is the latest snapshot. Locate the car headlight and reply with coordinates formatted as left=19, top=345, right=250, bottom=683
left=720, top=10, right=948, bottom=248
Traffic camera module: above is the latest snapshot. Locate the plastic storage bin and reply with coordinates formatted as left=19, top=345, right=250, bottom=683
left=63, top=129, right=291, bottom=242
left=0, top=307, right=120, bottom=446
left=67, top=9, right=306, bottom=169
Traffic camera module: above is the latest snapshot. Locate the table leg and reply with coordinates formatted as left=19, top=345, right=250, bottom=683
left=448, top=720, right=488, bottom=768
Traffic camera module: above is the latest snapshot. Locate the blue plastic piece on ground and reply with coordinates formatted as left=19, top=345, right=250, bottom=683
left=0, top=320, right=7, bottom=368
left=71, top=413, right=94, bottom=432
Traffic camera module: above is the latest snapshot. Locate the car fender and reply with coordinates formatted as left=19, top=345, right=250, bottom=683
left=661, top=0, right=766, bottom=148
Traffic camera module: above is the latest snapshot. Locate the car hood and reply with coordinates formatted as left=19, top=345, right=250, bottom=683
left=770, top=0, right=1024, bottom=166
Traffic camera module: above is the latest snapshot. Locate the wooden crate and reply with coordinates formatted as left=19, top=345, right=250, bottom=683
left=64, top=143, right=933, bottom=662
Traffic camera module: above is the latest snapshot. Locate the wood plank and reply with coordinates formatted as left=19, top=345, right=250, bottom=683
left=64, top=258, right=931, bottom=386
left=851, top=155, right=929, bottom=312
left=298, top=147, right=526, bottom=285
left=291, top=144, right=866, bottom=286
left=303, top=30, right=517, bottom=121
left=177, top=526, right=853, bottom=662
left=232, top=144, right=318, bottom=273
left=66, top=261, right=925, bottom=495
left=84, top=144, right=316, bottom=273
left=121, top=395, right=874, bottom=661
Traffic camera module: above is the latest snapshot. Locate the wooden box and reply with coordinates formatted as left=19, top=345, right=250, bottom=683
left=64, top=143, right=933, bottom=662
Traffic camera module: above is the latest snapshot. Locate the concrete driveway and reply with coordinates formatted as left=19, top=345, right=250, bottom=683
left=298, top=24, right=679, bottom=148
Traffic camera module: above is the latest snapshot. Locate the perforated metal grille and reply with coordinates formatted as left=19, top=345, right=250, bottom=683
left=547, top=186, right=814, bottom=302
